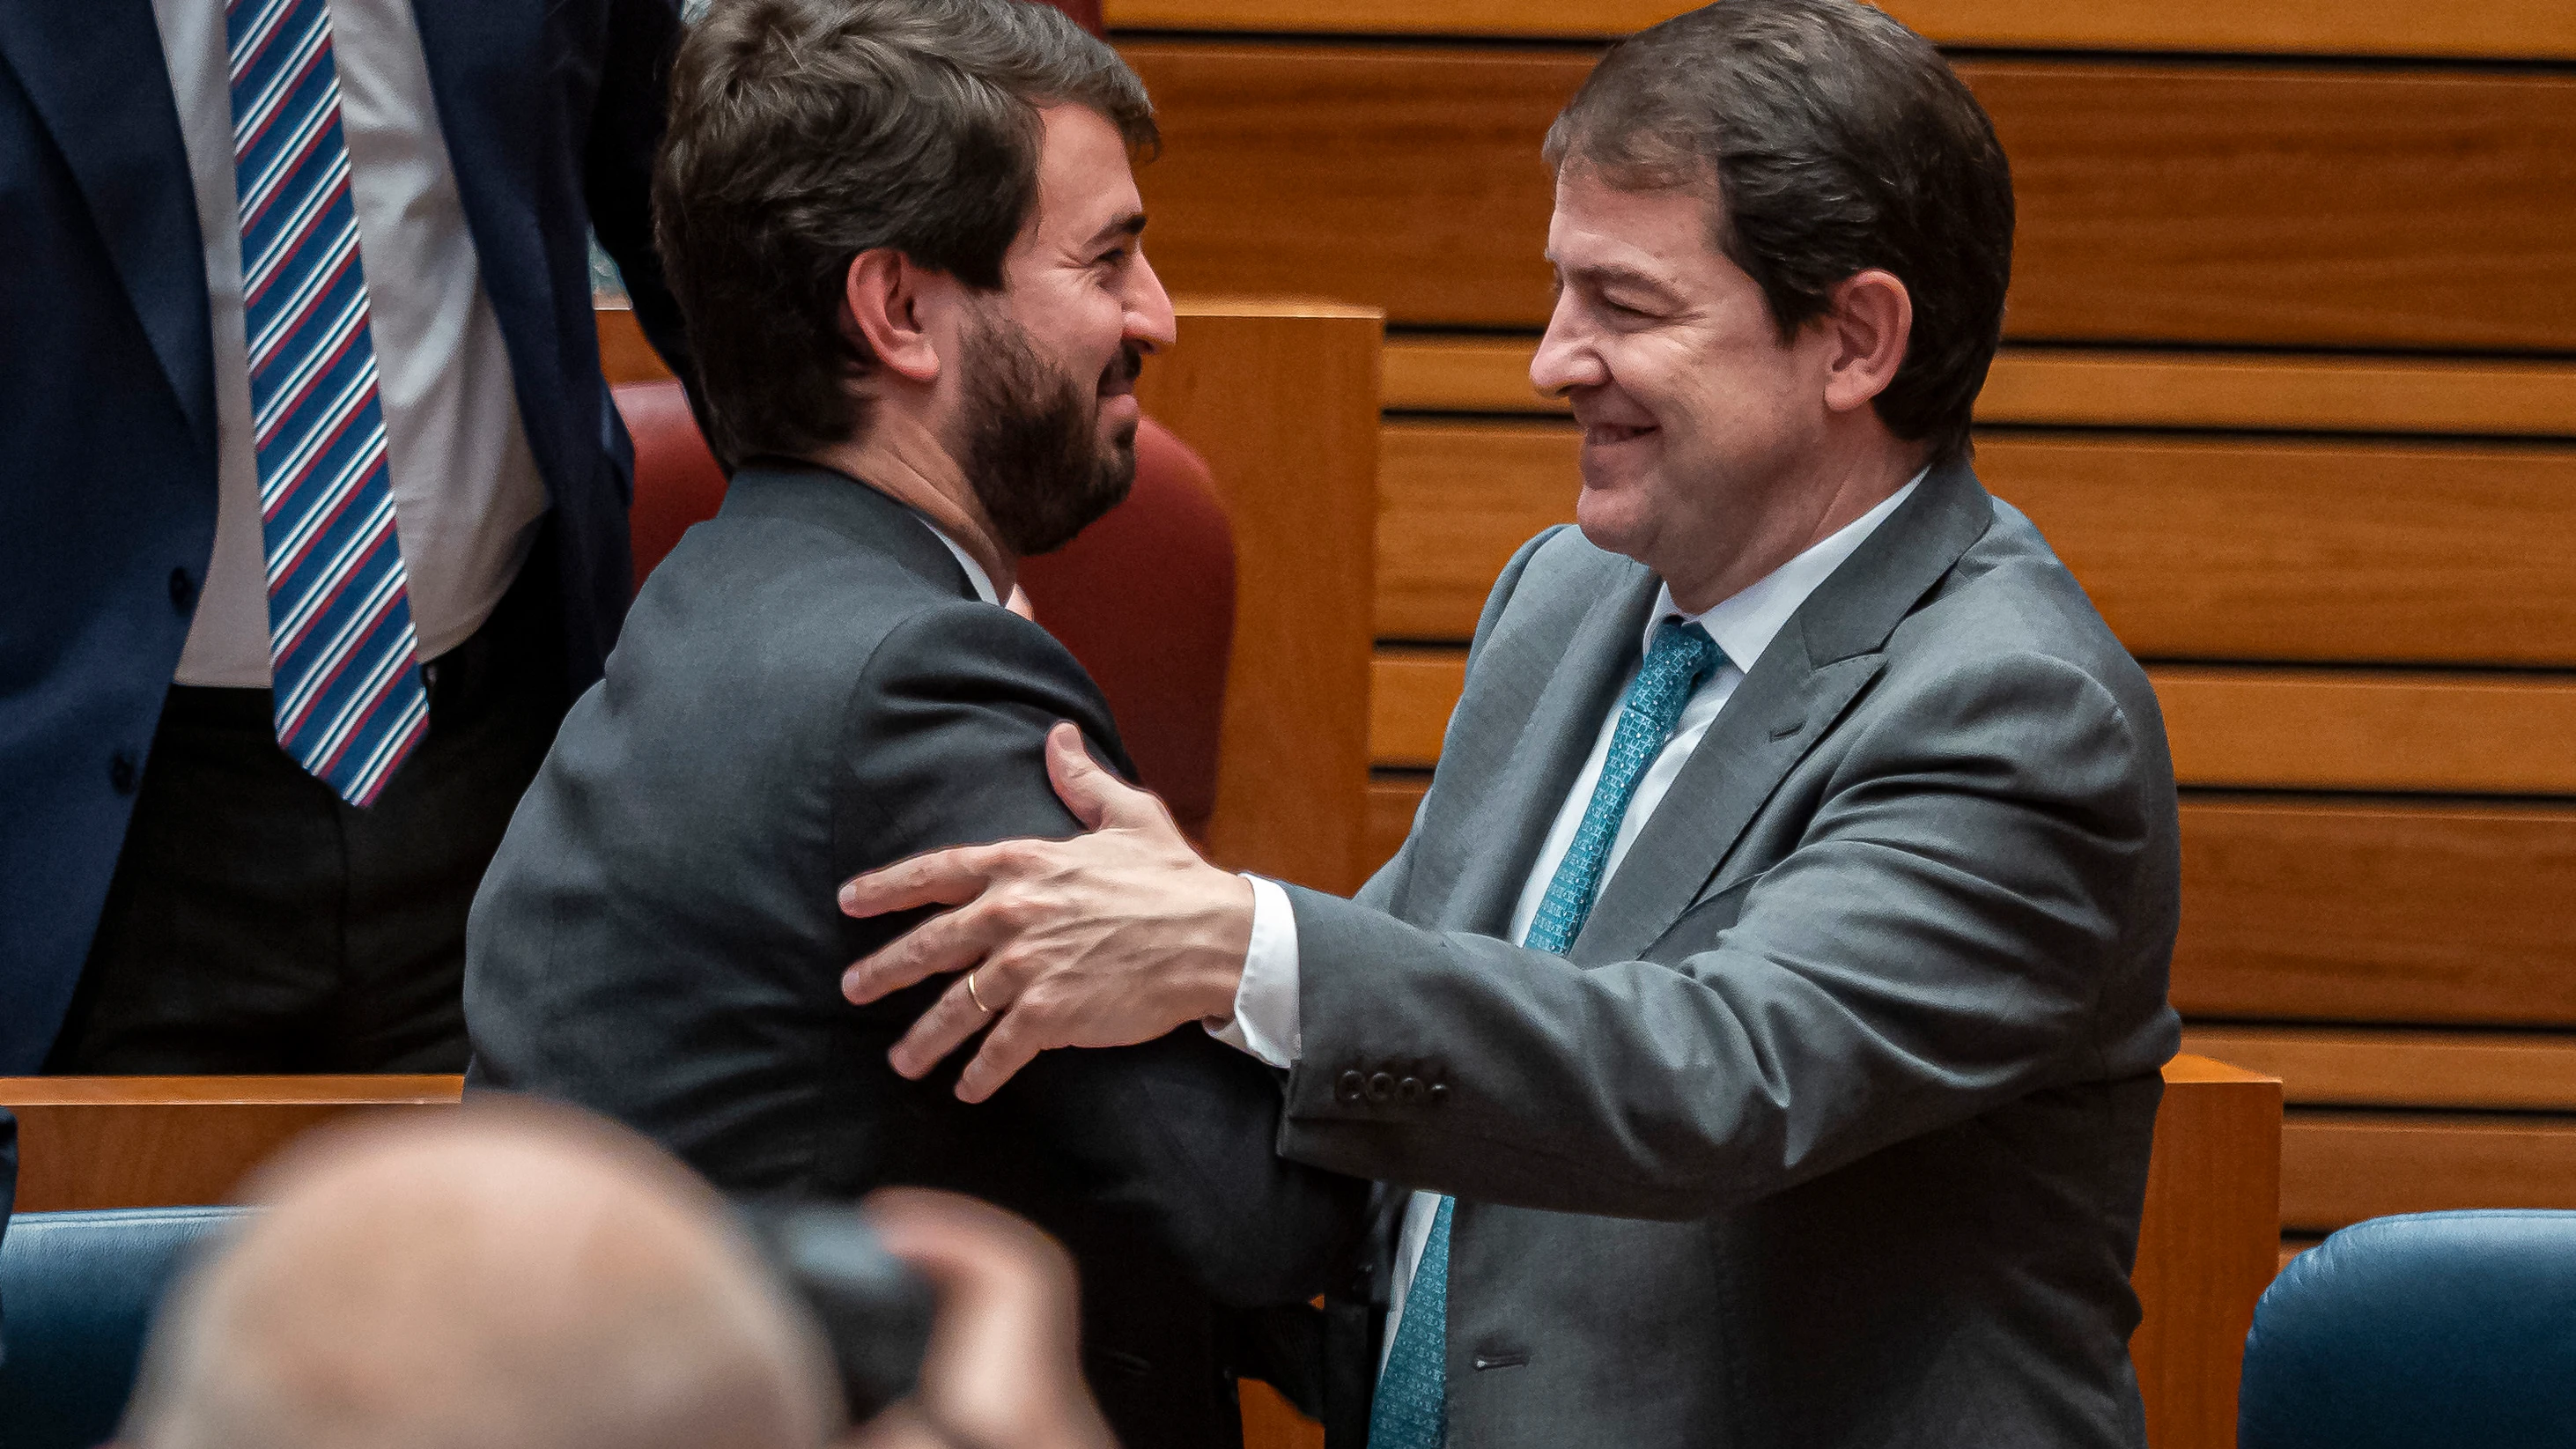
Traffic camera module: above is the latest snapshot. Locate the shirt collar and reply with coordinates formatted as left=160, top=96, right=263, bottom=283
left=1645, top=469, right=1926, bottom=670
left=918, top=518, right=1001, bottom=606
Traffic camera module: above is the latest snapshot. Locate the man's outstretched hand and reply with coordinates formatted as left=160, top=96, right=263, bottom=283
left=838, top=721, right=1255, bottom=1102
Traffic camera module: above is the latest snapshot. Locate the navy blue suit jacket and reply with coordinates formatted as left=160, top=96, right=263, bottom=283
left=0, top=0, right=692, bottom=1071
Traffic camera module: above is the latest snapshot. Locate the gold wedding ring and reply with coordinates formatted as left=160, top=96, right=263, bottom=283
left=966, top=968, right=991, bottom=1015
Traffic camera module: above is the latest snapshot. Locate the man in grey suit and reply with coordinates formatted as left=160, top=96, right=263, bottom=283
left=839, top=2, right=2181, bottom=1445
left=463, top=4, right=1361, bottom=1445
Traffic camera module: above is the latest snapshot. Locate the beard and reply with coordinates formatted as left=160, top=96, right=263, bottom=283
left=956, top=311, right=1141, bottom=558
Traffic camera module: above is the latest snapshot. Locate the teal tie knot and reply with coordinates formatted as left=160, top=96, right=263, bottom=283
left=1366, top=620, right=1723, bottom=1449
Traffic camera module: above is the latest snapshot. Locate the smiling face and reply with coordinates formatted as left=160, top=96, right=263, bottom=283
left=943, top=103, right=1176, bottom=555
left=1532, top=166, right=1851, bottom=606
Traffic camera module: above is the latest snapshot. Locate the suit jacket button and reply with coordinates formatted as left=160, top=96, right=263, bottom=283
left=1366, top=1071, right=1395, bottom=1103
left=167, top=567, right=196, bottom=612
left=1337, top=1070, right=1365, bottom=1104
left=108, top=750, right=139, bottom=795
left=1399, top=1076, right=1424, bottom=1103
left=1428, top=1082, right=1449, bottom=1105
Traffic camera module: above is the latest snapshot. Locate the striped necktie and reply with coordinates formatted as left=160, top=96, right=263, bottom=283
left=226, top=0, right=428, bottom=806
left=1367, top=619, right=1724, bottom=1449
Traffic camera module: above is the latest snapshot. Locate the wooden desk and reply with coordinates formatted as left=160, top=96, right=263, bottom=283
left=2132, top=1053, right=2284, bottom=1449
left=1, top=1054, right=2279, bottom=1449
left=0, top=1075, right=463, bottom=1213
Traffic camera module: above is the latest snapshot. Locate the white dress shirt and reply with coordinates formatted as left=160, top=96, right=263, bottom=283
left=1214, top=472, right=1923, bottom=1364
left=919, top=520, right=1002, bottom=606
left=154, top=0, right=547, bottom=687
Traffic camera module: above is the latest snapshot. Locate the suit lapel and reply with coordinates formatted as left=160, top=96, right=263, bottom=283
left=1421, top=561, right=1659, bottom=937
left=408, top=0, right=561, bottom=443
left=0, top=0, right=214, bottom=458
left=1570, top=461, right=2001, bottom=965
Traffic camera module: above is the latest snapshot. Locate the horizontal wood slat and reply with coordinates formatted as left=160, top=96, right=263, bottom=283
left=0, top=1076, right=464, bottom=1213
left=1378, top=424, right=2576, bottom=665
left=1370, top=651, right=1464, bottom=768
left=1988, top=441, right=2576, bottom=668
left=1371, top=651, right=2576, bottom=795
left=1384, top=336, right=2576, bottom=437
left=2183, top=1027, right=2576, bottom=1112
left=1974, top=350, right=2576, bottom=437
left=1126, top=43, right=2576, bottom=348
left=596, top=303, right=668, bottom=385
left=1376, top=420, right=1569, bottom=639
left=1361, top=790, right=2576, bottom=1028
left=2155, top=668, right=2576, bottom=795
left=1990, top=65, right=2576, bottom=351
left=2172, top=802, right=2576, bottom=1028
left=1107, top=0, right=2576, bottom=62
left=2282, top=1112, right=2576, bottom=1233
left=1365, top=775, right=1426, bottom=875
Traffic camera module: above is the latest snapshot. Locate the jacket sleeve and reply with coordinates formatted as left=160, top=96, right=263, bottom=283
left=836, top=603, right=1368, bottom=1305
left=1276, top=647, right=2176, bottom=1222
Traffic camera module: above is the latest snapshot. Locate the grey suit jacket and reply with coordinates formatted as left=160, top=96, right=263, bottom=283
left=1284, top=461, right=2181, bottom=1447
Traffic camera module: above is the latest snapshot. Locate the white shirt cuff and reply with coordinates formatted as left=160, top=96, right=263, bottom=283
left=1207, top=873, right=1302, bottom=1068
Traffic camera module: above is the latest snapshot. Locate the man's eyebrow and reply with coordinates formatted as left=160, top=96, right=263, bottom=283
left=1081, top=211, right=1148, bottom=249
left=1557, top=259, right=1679, bottom=299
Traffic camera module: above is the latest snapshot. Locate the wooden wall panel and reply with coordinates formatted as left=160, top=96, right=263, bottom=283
left=2154, top=669, right=2576, bottom=795
left=1370, top=651, right=1462, bottom=768
left=1987, top=440, right=2576, bottom=667
left=1360, top=789, right=2576, bottom=1031
left=1128, top=43, right=2576, bottom=348
left=1384, top=335, right=2576, bottom=437
left=1379, top=424, right=2576, bottom=664
left=1370, top=652, right=2576, bottom=795
left=1138, top=301, right=1384, bottom=895
left=2173, top=802, right=2576, bottom=1028
left=1982, top=64, right=2576, bottom=350
left=2281, top=1113, right=2576, bottom=1233
left=2181, top=1026, right=2576, bottom=1112
left=1377, top=421, right=1575, bottom=639
left=1109, top=0, right=2576, bottom=63
left=0, top=1076, right=462, bottom=1213
left=1124, top=43, right=1573, bottom=330
left=2129, top=1057, right=2282, bottom=1449
left=1970, top=349, right=2576, bottom=438
left=1365, top=776, right=1426, bottom=876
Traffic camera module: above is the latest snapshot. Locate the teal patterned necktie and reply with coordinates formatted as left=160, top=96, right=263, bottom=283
left=1368, top=619, right=1724, bottom=1449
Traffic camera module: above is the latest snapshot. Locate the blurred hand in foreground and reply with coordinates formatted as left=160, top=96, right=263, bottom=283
left=851, top=1189, right=1116, bottom=1449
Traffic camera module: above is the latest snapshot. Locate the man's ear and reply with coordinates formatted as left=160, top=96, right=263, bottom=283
left=842, top=248, right=948, bottom=386
left=1819, top=268, right=1913, bottom=415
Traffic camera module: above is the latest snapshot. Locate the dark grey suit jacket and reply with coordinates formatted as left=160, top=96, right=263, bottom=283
left=465, top=466, right=1363, bottom=1449
left=1287, top=462, right=2182, bottom=1447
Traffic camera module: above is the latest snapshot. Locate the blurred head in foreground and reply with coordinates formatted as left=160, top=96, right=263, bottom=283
left=119, top=1106, right=840, bottom=1449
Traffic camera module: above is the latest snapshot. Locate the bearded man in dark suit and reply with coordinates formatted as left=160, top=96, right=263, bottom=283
left=462, top=4, right=1363, bottom=1446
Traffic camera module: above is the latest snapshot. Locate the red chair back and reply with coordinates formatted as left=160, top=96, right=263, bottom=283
left=1018, top=421, right=1235, bottom=841
left=615, top=380, right=727, bottom=591
left=609, top=383, right=1236, bottom=840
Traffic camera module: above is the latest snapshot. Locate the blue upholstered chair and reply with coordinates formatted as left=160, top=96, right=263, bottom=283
left=0, top=1206, right=248, bottom=1449
left=2239, top=1209, right=2576, bottom=1449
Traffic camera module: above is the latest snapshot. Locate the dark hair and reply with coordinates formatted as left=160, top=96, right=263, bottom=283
left=1543, top=0, right=2012, bottom=466
left=655, top=0, right=1158, bottom=463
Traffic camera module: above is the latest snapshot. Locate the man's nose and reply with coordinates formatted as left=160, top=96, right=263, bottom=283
left=1530, top=292, right=1605, bottom=398
left=1126, top=253, right=1177, bottom=354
